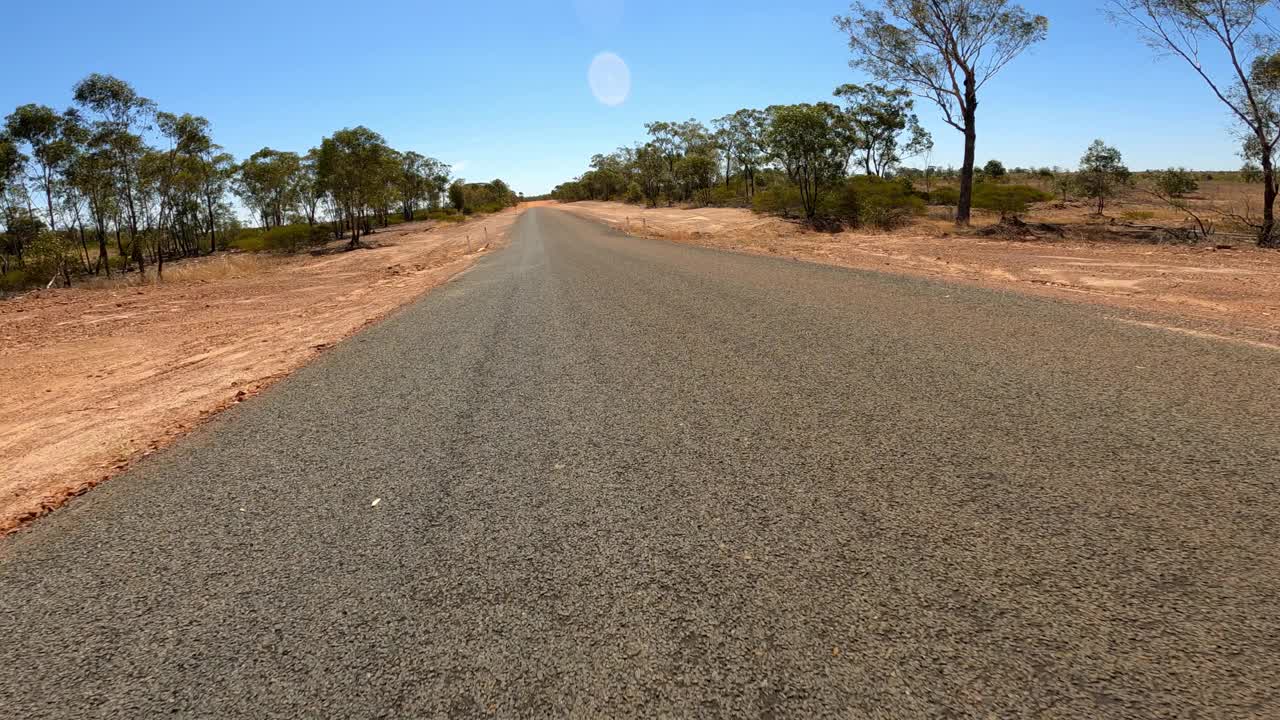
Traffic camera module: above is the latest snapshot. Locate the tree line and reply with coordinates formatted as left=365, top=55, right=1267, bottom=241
left=556, top=0, right=1280, bottom=248
left=553, top=85, right=935, bottom=222
left=0, top=74, right=519, bottom=291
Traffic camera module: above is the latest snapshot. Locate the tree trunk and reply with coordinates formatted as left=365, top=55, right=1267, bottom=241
left=957, top=130, right=976, bottom=227
left=1261, top=149, right=1277, bottom=248
left=97, top=226, right=110, bottom=277
left=78, top=222, right=91, bottom=273
left=956, top=76, right=979, bottom=228
left=43, top=167, right=58, bottom=234
left=205, top=192, right=218, bottom=255
left=131, top=238, right=144, bottom=278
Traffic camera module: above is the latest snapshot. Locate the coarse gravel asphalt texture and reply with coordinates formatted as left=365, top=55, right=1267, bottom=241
left=3, top=207, right=1279, bottom=718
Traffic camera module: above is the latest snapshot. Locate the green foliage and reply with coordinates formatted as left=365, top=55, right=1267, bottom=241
left=447, top=179, right=518, bottom=214
left=928, top=186, right=960, bottom=206
left=676, top=153, right=718, bottom=205
left=448, top=180, right=466, bottom=212
left=824, top=174, right=926, bottom=226
left=1077, top=139, right=1132, bottom=214
left=982, top=159, right=1007, bottom=179
left=766, top=103, right=846, bottom=218
left=235, top=148, right=301, bottom=228
left=228, top=229, right=266, bottom=252
left=230, top=224, right=328, bottom=253
left=709, top=182, right=749, bottom=207
left=751, top=184, right=804, bottom=217
left=425, top=209, right=466, bottom=223
left=316, top=126, right=393, bottom=246
left=625, top=182, right=644, bottom=204
left=1153, top=168, right=1199, bottom=198
left=835, top=0, right=1048, bottom=222
left=0, top=269, right=28, bottom=292
left=826, top=175, right=926, bottom=229
left=972, top=183, right=1051, bottom=217
left=832, top=83, right=932, bottom=177
left=27, top=230, right=76, bottom=285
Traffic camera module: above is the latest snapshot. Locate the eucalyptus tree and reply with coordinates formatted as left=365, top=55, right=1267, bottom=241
left=833, top=83, right=933, bottom=176
left=73, top=74, right=156, bottom=272
left=634, top=142, right=668, bottom=207
left=66, top=144, right=117, bottom=274
left=236, top=148, right=300, bottom=229
left=4, top=104, right=77, bottom=234
left=423, top=157, right=451, bottom=210
left=448, top=179, right=466, bottom=213
left=836, top=0, right=1048, bottom=226
left=713, top=109, right=769, bottom=198
left=396, top=151, right=431, bottom=221
left=676, top=153, right=718, bottom=205
left=316, top=126, right=390, bottom=247
left=1110, top=0, right=1280, bottom=247
left=1078, top=140, right=1131, bottom=215
left=587, top=151, right=631, bottom=199
left=645, top=119, right=713, bottom=202
left=1, top=134, right=30, bottom=271
left=765, top=103, right=847, bottom=219
left=295, top=149, right=324, bottom=228
left=156, top=112, right=227, bottom=255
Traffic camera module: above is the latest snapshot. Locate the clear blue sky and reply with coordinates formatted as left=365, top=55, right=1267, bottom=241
left=3, top=0, right=1249, bottom=195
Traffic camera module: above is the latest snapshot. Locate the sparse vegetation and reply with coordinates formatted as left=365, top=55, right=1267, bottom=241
left=1078, top=140, right=1132, bottom=215
left=1, top=74, right=517, bottom=292
left=835, top=0, right=1049, bottom=226
left=1110, top=0, right=1280, bottom=247
left=1154, top=168, right=1200, bottom=198
left=972, top=183, right=1051, bottom=218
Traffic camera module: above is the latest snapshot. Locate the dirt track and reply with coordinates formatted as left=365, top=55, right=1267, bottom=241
left=0, top=210, right=524, bottom=533
left=560, top=201, right=1280, bottom=349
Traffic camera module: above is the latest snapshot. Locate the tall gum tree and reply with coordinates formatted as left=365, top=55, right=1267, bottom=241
left=73, top=74, right=156, bottom=273
left=1109, top=0, right=1280, bottom=248
left=835, top=0, right=1047, bottom=226
left=4, top=104, right=72, bottom=234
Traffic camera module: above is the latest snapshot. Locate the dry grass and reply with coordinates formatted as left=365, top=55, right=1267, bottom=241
left=933, top=177, right=1267, bottom=243
left=76, top=253, right=289, bottom=290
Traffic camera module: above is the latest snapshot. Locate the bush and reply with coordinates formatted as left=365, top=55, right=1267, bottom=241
left=752, top=184, right=804, bottom=217
left=971, top=184, right=1052, bottom=217
left=231, top=224, right=328, bottom=253
left=928, top=186, right=960, bottom=206
left=1154, top=168, right=1199, bottom=198
left=827, top=176, right=926, bottom=229
left=230, top=229, right=266, bottom=252
left=625, top=182, right=644, bottom=204
left=424, top=209, right=465, bottom=223
left=0, top=269, right=28, bottom=292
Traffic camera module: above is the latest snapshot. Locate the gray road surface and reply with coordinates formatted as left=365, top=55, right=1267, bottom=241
left=3, top=207, right=1279, bottom=718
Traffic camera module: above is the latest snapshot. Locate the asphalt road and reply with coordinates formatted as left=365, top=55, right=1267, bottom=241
left=3, top=207, right=1279, bottom=718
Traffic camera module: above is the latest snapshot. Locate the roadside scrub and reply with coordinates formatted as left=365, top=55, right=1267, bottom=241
left=230, top=224, right=333, bottom=253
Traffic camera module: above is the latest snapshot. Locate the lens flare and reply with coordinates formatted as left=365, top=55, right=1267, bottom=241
left=588, top=52, right=631, bottom=107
